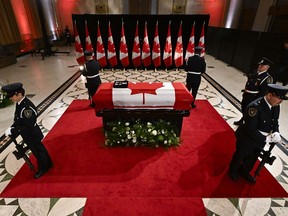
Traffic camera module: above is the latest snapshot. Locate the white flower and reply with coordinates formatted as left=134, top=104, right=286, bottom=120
left=148, top=129, right=152, bottom=132
left=147, top=122, right=152, bottom=126
left=125, top=122, right=130, bottom=126
left=127, top=134, right=132, bottom=139
left=164, top=140, right=168, bottom=144
left=152, top=130, right=157, bottom=135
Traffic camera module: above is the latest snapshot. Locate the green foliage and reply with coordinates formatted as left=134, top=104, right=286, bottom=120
left=0, top=90, right=13, bottom=108
left=104, top=119, right=181, bottom=148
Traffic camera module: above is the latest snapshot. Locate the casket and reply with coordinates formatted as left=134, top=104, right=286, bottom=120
left=92, top=82, right=193, bottom=136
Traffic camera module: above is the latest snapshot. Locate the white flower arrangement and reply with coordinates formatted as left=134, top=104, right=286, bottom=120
left=104, top=118, right=181, bottom=148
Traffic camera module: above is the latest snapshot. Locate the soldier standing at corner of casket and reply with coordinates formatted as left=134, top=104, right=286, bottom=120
left=229, top=84, right=288, bottom=184
left=184, top=46, right=206, bottom=109
left=81, top=50, right=102, bottom=107
left=234, top=57, right=274, bottom=126
left=2, top=82, right=53, bottom=179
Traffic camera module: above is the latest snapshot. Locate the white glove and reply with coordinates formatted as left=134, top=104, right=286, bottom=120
left=5, top=127, right=12, bottom=136
left=265, top=134, right=273, bottom=143
left=271, top=132, right=281, bottom=143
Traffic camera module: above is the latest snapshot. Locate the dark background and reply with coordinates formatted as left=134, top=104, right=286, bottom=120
left=206, top=27, right=288, bottom=76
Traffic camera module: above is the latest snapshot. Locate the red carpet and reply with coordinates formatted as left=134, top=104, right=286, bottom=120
left=1, top=100, right=287, bottom=215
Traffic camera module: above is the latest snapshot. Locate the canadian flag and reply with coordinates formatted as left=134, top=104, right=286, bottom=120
left=174, top=21, right=183, bottom=68
left=185, top=23, right=195, bottom=61
left=119, top=20, right=129, bottom=68
left=152, top=21, right=161, bottom=68
left=199, top=22, right=205, bottom=57
left=85, top=21, right=94, bottom=57
left=113, top=82, right=176, bottom=108
left=163, top=21, right=172, bottom=68
left=107, top=21, right=117, bottom=67
left=74, top=21, right=85, bottom=64
left=141, top=21, right=151, bottom=68
left=132, top=21, right=141, bottom=68
left=96, top=21, right=107, bottom=67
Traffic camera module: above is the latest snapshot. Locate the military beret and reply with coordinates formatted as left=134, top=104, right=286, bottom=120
left=258, top=57, right=273, bottom=66
left=84, top=50, right=93, bottom=56
left=1, top=82, right=23, bottom=99
left=267, top=84, right=288, bottom=100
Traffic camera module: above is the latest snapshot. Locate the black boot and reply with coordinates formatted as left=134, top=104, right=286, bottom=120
left=229, top=171, right=239, bottom=181
left=90, top=101, right=95, bottom=108
left=239, top=167, right=256, bottom=183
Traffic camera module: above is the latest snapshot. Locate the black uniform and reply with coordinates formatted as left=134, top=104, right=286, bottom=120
left=240, top=70, right=273, bottom=114
left=229, top=97, right=280, bottom=180
left=82, top=59, right=101, bottom=105
left=10, top=97, right=53, bottom=173
left=184, top=53, right=206, bottom=107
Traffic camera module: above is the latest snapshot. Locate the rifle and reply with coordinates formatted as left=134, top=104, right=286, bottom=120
left=10, top=137, right=36, bottom=173
left=254, top=142, right=276, bottom=178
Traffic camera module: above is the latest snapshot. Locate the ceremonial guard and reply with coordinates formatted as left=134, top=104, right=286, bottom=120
left=229, top=84, right=288, bottom=183
left=234, top=57, right=274, bottom=125
left=2, top=82, right=53, bottom=179
left=81, top=50, right=101, bottom=107
left=184, top=46, right=206, bottom=108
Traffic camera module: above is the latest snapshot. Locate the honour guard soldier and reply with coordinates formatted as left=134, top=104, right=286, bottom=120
left=229, top=84, right=288, bottom=183
left=2, top=82, right=53, bottom=178
left=81, top=50, right=101, bottom=107
left=234, top=57, right=274, bottom=125
left=185, top=46, right=206, bottom=108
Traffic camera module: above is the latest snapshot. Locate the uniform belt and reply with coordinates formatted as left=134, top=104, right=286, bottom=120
left=87, top=74, right=99, bottom=78
left=188, top=71, right=201, bottom=75
left=245, top=89, right=259, bottom=94
left=258, top=130, right=270, bottom=136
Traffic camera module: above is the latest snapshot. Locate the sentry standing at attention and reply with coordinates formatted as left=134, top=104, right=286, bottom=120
left=184, top=46, right=206, bottom=109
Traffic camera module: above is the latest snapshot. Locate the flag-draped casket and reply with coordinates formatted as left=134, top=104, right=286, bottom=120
left=92, top=82, right=193, bottom=135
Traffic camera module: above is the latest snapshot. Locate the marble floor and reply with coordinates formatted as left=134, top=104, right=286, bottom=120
left=0, top=48, right=287, bottom=215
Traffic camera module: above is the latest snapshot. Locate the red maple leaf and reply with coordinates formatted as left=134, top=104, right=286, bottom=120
left=129, top=82, right=163, bottom=95
left=129, top=82, right=164, bottom=104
